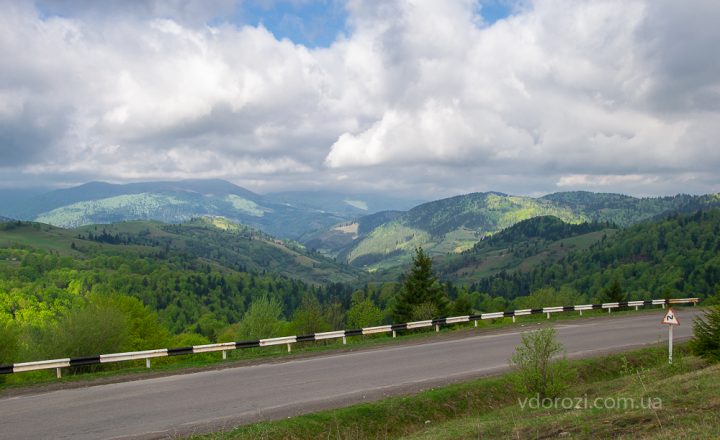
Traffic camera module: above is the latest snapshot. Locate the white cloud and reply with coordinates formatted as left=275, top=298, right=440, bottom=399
left=0, top=0, right=718, bottom=198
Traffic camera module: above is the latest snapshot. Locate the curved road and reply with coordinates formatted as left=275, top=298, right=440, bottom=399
left=0, top=309, right=701, bottom=439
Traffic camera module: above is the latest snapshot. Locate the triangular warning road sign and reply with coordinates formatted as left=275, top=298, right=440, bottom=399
left=662, top=308, right=680, bottom=325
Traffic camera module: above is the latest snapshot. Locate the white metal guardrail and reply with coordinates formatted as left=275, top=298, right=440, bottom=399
left=0, top=297, right=700, bottom=378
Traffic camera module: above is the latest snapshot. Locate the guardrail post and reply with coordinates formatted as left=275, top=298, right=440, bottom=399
left=392, top=330, right=396, bottom=338
left=342, top=336, right=346, bottom=345
left=512, top=316, right=516, bottom=323
left=222, top=350, right=227, bottom=360
left=435, top=324, right=439, bottom=332
left=287, top=343, right=291, bottom=353
left=608, top=308, right=611, bottom=313
left=146, top=358, right=151, bottom=369
left=56, top=367, right=62, bottom=379
left=546, top=312, right=550, bottom=319
left=474, top=320, right=478, bottom=327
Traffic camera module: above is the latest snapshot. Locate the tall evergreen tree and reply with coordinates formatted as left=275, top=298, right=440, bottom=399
left=602, top=279, right=626, bottom=303
left=393, top=247, right=448, bottom=322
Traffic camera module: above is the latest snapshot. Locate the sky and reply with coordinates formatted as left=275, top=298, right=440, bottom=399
left=1, top=0, right=719, bottom=199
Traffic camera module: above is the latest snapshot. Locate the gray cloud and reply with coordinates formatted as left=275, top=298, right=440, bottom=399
left=0, top=0, right=718, bottom=198
left=0, top=100, right=70, bottom=167
left=637, top=0, right=720, bottom=113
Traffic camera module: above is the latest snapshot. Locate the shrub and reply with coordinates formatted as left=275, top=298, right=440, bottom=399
left=291, top=294, right=329, bottom=335
left=0, top=321, right=19, bottom=383
left=510, top=327, right=574, bottom=398
left=0, top=321, right=19, bottom=364
left=410, top=302, right=439, bottom=321
left=347, top=299, right=383, bottom=329
left=689, top=305, right=720, bottom=362
left=235, top=297, right=284, bottom=340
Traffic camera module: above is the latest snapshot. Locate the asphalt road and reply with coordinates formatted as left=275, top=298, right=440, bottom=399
left=0, top=309, right=702, bottom=439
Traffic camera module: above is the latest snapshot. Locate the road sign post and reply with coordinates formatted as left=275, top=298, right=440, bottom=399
left=661, top=308, right=680, bottom=364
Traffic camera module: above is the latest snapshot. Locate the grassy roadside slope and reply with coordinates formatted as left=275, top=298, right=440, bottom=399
left=195, top=345, right=719, bottom=440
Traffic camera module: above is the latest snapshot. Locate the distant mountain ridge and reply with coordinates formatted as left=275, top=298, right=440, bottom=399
left=307, top=191, right=720, bottom=271
left=0, top=180, right=418, bottom=240
left=3, top=180, right=719, bottom=273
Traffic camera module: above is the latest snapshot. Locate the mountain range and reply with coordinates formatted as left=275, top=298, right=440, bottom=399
left=308, top=191, right=720, bottom=271
left=0, top=179, right=419, bottom=240
left=2, top=179, right=719, bottom=273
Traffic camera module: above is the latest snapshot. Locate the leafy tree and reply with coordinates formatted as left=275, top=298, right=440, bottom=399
left=450, top=294, right=474, bottom=316
left=0, top=321, right=19, bottom=364
left=347, top=298, right=383, bottom=329
left=192, top=313, right=225, bottom=342
left=323, top=300, right=346, bottom=331
left=291, top=294, right=329, bottom=335
left=410, top=302, right=440, bottom=321
left=103, top=294, right=170, bottom=350
left=393, top=247, right=448, bottom=323
left=236, top=297, right=284, bottom=340
left=689, top=305, right=720, bottom=362
left=171, top=332, right=211, bottom=347
left=515, top=287, right=584, bottom=309
left=40, top=297, right=131, bottom=360
left=0, top=321, right=18, bottom=383
left=510, top=327, right=573, bottom=398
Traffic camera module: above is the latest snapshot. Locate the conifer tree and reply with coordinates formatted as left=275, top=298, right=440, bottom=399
left=602, top=279, right=626, bottom=303
left=393, top=247, right=448, bottom=322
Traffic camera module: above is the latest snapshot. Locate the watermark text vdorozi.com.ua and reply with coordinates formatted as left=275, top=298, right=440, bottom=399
left=518, top=394, right=662, bottom=411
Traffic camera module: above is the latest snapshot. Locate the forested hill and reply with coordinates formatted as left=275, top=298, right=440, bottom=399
left=0, top=218, right=359, bottom=285
left=75, top=217, right=361, bottom=285
left=336, top=192, right=586, bottom=270
left=430, top=216, right=616, bottom=285
left=0, top=219, right=359, bottom=357
left=540, top=191, right=720, bottom=226
left=471, top=209, right=720, bottom=301
left=310, top=191, right=720, bottom=272
left=470, top=216, right=612, bottom=249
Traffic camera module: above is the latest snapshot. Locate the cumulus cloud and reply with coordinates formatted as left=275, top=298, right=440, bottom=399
left=0, top=0, right=718, bottom=198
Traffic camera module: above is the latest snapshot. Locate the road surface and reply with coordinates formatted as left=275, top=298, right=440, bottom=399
left=0, top=309, right=702, bottom=439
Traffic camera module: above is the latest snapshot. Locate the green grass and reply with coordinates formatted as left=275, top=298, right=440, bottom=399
left=404, top=358, right=719, bottom=439
left=192, top=345, right=718, bottom=440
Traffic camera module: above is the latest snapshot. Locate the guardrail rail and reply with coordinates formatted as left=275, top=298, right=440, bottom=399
left=0, top=297, right=700, bottom=378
